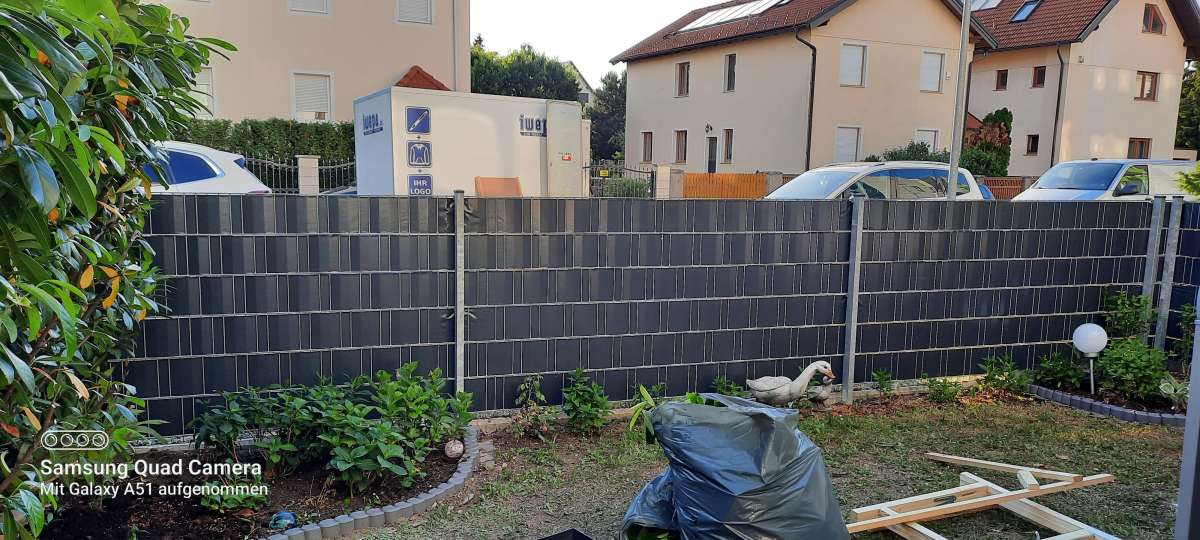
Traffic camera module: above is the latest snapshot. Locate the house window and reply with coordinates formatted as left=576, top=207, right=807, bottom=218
left=724, top=54, right=737, bottom=92
left=835, top=127, right=861, bottom=162
left=1011, top=0, right=1040, bottom=22
left=722, top=129, right=734, bottom=162
left=839, top=44, right=867, bottom=86
left=920, top=52, right=945, bottom=92
left=397, top=0, right=432, bottom=24
left=190, top=67, right=214, bottom=119
left=1128, top=138, right=1152, bottom=159
left=1032, top=66, right=1047, bottom=88
left=674, top=130, right=687, bottom=163
left=289, top=0, right=328, bottom=14
left=915, top=129, right=939, bottom=150
left=641, top=132, right=653, bottom=163
left=1144, top=4, right=1165, bottom=34
left=1026, top=134, right=1040, bottom=155
left=676, top=62, right=690, bottom=97
left=293, top=73, right=332, bottom=122
left=995, top=69, right=1008, bottom=90
left=1136, top=71, right=1159, bottom=100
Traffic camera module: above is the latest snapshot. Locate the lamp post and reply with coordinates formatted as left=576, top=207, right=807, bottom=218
left=945, top=0, right=973, bottom=201
left=1071, top=323, right=1108, bottom=395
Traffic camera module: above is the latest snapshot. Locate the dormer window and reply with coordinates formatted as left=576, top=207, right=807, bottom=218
left=1011, top=0, right=1040, bottom=22
left=1143, top=4, right=1165, bottom=34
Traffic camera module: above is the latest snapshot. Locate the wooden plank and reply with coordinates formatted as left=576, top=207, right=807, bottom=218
left=959, top=472, right=1121, bottom=540
left=1018, top=469, right=1041, bottom=490
left=682, top=172, right=767, bottom=199
left=845, top=474, right=1115, bottom=533
left=881, top=508, right=948, bottom=540
left=849, top=483, right=990, bottom=520
left=1042, top=531, right=1095, bottom=540
left=925, top=452, right=1083, bottom=482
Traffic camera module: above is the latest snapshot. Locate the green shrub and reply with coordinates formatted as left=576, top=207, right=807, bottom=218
left=562, top=368, right=611, bottom=434
left=198, top=468, right=267, bottom=514
left=863, top=141, right=950, bottom=163
left=710, top=375, right=747, bottom=398
left=373, top=363, right=471, bottom=445
left=1175, top=304, right=1197, bottom=362
left=174, top=117, right=356, bottom=161
left=512, top=374, right=555, bottom=441
left=959, top=143, right=1009, bottom=177
left=1161, top=374, right=1189, bottom=412
left=978, top=356, right=1032, bottom=395
left=1098, top=338, right=1169, bottom=402
left=1104, top=291, right=1153, bottom=338
left=923, top=375, right=962, bottom=404
left=1033, top=351, right=1086, bottom=391
left=1177, top=161, right=1200, bottom=197
left=602, top=177, right=651, bottom=198
left=872, top=369, right=895, bottom=398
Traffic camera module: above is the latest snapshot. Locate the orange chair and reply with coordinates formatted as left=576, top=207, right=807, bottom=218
left=474, top=177, right=522, bottom=197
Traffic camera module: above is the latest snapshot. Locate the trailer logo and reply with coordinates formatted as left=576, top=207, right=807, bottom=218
left=406, top=107, right=431, bottom=134
left=407, top=141, right=432, bottom=168
left=408, top=175, right=433, bottom=196
left=518, top=114, right=547, bottom=137
left=361, top=112, right=384, bottom=136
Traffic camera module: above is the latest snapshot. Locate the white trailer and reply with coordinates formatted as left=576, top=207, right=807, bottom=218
left=353, top=86, right=588, bottom=197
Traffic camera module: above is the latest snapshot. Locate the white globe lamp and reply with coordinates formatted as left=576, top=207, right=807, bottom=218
left=1072, top=323, right=1108, bottom=394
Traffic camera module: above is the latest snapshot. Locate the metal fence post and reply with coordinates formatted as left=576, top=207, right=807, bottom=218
left=296, top=155, right=320, bottom=195
left=1175, top=287, right=1200, bottom=540
left=842, top=194, right=866, bottom=404
left=453, top=190, right=466, bottom=394
left=1142, top=196, right=1167, bottom=344
left=1153, top=196, right=1184, bottom=351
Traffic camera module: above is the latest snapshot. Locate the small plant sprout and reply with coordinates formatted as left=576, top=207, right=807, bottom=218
left=872, top=369, right=895, bottom=398
left=562, top=368, right=611, bottom=434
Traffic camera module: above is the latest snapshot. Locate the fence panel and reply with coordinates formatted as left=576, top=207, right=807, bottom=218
left=978, top=176, right=1032, bottom=200
left=244, top=155, right=299, bottom=194
left=683, top=172, right=767, bottom=199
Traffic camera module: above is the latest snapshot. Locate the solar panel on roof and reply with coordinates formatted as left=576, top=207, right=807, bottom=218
left=679, top=0, right=791, bottom=32
left=971, top=0, right=1001, bottom=9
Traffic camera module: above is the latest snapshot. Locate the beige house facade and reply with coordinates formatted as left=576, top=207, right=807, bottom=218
left=166, top=0, right=470, bottom=122
left=615, top=0, right=997, bottom=175
left=968, top=0, right=1198, bottom=177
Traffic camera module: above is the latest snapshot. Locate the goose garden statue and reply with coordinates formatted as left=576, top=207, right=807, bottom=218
left=746, top=361, right=837, bottom=406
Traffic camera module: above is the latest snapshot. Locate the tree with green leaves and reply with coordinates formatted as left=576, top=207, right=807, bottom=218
left=1178, top=62, right=1199, bottom=150
left=0, top=1, right=229, bottom=535
left=470, top=36, right=578, bottom=101
left=587, top=70, right=625, bottom=161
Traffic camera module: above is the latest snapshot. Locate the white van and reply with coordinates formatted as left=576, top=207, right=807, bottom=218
left=766, top=161, right=985, bottom=200
left=1014, top=159, right=1197, bottom=201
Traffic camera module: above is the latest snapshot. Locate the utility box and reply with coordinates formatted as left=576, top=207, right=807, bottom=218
left=353, top=86, right=587, bottom=197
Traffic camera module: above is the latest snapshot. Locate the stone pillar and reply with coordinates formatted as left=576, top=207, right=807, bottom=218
left=655, top=165, right=673, bottom=199
left=297, top=155, right=320, bottom=195
left=765, top=171, right=785, bottom=196
left=669, top=168, right=685, bottom=199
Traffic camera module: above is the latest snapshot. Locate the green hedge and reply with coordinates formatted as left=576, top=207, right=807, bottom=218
left=173, top=118, right=356, bottom=161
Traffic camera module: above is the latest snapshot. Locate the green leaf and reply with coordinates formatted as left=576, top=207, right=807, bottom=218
left=196, top=36, right=237, bottom=52
left=36, top=142, right=96, bottom=218
left=88, top=126, right=125, bottom=174
left=4, top=350, right=35, bottom=394
left=16, top=282, right=76, bottom=360
left=13, top=145, right=60, bottom=211
left=18, top=489, right=43, bottom=536
left=0, top=53, right=45, bottom=99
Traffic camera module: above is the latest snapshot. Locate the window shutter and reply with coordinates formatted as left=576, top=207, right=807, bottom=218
left=839, top=44, right=865, bottom=86
left=289, top=0, right=328, bottom=13
left=397, top=0, right=432, bottom=24
left=294, top=74, right=331, bottom=121
left=920, top=52, right=943, bottom=92
left=835, top=127, right=860, bottom=162
left=915, top=129, right=938, bottom=150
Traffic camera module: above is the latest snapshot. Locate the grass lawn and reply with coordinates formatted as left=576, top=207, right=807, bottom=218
left=367, top=397, right=1183, bottom=540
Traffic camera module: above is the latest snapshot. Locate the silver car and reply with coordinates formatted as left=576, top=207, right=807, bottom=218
left=766, top=161, right=985, bottom=200
left=144, top=141, right=272, bottom=194
left=1014, top=159, right=1196, bottom=202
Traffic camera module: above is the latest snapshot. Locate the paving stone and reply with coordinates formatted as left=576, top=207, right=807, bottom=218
left=367, top=508, right=385, bottom=527
left=301, top=523, right=322, bottom=540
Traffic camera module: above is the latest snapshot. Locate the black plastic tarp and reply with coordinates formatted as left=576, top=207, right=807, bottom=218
left=623, top=394, right=848, bottom=540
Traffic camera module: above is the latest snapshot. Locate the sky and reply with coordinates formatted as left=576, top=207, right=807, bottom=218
left=470, top=0, right=718, bottom=88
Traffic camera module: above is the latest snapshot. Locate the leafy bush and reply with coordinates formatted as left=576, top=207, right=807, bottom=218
left=602, top=177, right=651, bottom=198
left=562, top=368, right=611, bottom=434
left=1161, top=374, right=1189, bottom=412
left=978, top=356, right=1032, bottom=395
left=198, top=465, right=267, bottom=513
left=1033, top=351, right=1085, bottom=391
left=0, top=2, right=229, bottom=535
left=373, top=363, right=470, bottom=445
left=1104, top=291, right=1153, bottom=338
left=710, top=375, right=747, bottom=398
left=512, top=374, right=555, bottom=441
left=317, top=400, right=420, bottom=495
left=1176, top=304, right=1197, bottom=362
left=959, top=143, right=1010, bottom=177
left=864, top=141, right=950, bottom=163
left=872, top=369, right=895, bottom=398
left=923, top=375, right=962, bottom=404
left=1177, top=161, right=1200, bottom=197
left=1098, top=339, right=1169, bottom=402
left=173, top=117, right=356, bottom=161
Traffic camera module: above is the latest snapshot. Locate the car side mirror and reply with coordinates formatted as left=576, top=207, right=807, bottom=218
left=1113, top=182, right=1142, bottom=197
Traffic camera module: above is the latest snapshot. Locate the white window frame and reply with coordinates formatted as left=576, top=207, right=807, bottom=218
left=641, top=131, right=653, bottom=163
left=724, top=53, right=737, bottom=92
left=839, top=42, right=868, bottom=87
left=291, top=70, right=335, bottom=122
left=915, top=129, right=939, bottom=150
left=396, top=0, right=434, bottom=25
left=190, top=67, right=216, bottom=119
left=834, top=125, right=863, bottom=163
left=919, top=50, right=945, bottom=93
left=288, top=0, right=329, bottom=15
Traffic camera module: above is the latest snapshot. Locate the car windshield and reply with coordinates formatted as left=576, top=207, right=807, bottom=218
left=1034, top=163, right=1124, bottom=190
left=767, top=170, right=858, bottom=199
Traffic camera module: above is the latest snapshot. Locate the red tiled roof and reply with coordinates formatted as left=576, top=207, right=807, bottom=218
left=395, top=65, right=451, bottom=91
left=974, top=0, right=1199, bottom=52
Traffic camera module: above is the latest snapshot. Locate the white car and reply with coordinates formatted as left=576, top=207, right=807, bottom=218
left=766, top=161, right=985, bottom=200
left=1013, top=159, right=1197, bottom=202
left=144, top=141, right=272, bottom=194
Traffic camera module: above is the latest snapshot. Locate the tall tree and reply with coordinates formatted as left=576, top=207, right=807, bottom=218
left=470, top=36, right=579, bottom=101
left=587, top=71, right=626, bottom=161
left=1178, top=62, right=1199, bottom=150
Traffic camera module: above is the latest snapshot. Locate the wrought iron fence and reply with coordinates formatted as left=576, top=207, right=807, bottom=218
left=243, top=155, right=299, bottom=194
left=584, top=160, right=656, bottom=197
left=319, top=158, right=356, bottom=193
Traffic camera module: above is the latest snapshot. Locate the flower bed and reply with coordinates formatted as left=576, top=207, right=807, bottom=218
left=1030, top=384, right=1186, bottom=426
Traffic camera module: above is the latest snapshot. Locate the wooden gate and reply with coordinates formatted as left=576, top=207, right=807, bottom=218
left=683, top=172, right=767, bottom=199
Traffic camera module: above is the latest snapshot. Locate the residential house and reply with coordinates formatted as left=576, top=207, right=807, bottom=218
left=566, top=61, right=596, bottom=105
left=968, top=0, right=1199, bottom=176
left=613, top=0, right=998, bottom=174
left=166, top=0, right=470, bottom=122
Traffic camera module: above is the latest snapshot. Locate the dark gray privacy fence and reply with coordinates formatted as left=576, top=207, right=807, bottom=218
left=127, top=195, right=1192, bottom=435
left=1172, top=203, right=1200, bottom=345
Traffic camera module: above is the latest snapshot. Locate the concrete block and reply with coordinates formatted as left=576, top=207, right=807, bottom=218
left=335, top=515, right=354, bottom=537
left=302, top=523, right=322, bottom=540
left=1164, top=414, right=1187, bottom=427
left=318, top=519, right=339, bottom=539
left=367, top=508, right=385, bottom=528
left=350, top=511, right=369, bottom=530
left=268, top=535, right=288, bottom=540
left=1134, top=411, right=1153, bottom=424
left=284, top=528, right=306, bottom=538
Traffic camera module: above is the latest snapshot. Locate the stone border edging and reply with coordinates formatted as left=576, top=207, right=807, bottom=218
left=264, top=426, right=479, bottom=540
left=1029, top=384, right=1185, bottom=427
